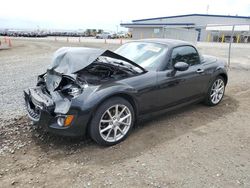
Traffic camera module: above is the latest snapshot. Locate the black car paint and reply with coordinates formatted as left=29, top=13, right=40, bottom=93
left=24, top=39, right=228, bottom=137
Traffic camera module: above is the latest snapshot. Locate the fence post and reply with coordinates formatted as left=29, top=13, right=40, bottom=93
left=221, top=33, right=225, bottom=43
left=8, top=37, right=12, bottom=47
left=228, top=25, right=235, bottom=67
left=207, top=33, right=210, bottom=42
left=236, top=34, right=240, bottom=43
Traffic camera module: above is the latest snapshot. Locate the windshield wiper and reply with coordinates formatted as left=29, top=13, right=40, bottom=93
left=97, top=57, right=138, bottom=73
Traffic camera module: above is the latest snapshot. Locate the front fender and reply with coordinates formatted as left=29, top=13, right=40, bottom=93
left=94, top=82, right=138, bottom=107
left=72, top=82, right=138, bottom=114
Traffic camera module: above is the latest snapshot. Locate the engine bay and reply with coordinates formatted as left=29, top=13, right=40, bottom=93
left=76, top=62, right=136, bottom=85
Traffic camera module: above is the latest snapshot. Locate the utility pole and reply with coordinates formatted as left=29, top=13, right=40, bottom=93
left=206, top=4, right=209, bottom=14
left=228, top=25, right=235, bottom=67
left=116, top=25, right=118, bottom=33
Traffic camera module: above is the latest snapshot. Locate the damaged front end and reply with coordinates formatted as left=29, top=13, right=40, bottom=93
left=24, top=71, right=86, bottom=118
left=24, top=70, right=87, bottom=131
left=24, top=47, right=145, bottom=133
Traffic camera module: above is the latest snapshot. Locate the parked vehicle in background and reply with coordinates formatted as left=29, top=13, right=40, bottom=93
left=96, top=32, right=116, bottom=39
left=116, top=31, right=127, bottom=38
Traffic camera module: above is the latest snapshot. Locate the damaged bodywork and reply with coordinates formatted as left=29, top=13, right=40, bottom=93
left=24, top=39, right=228, bottom=145
left=24, top=47, right=146, bottom=119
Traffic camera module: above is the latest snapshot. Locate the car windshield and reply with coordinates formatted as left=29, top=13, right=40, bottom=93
left=115, top=42, right=167, bottom=70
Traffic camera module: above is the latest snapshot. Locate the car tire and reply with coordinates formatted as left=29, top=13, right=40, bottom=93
left=204, top=76, right=225, bottom=106
left=89, top=97, right=135, bottom=146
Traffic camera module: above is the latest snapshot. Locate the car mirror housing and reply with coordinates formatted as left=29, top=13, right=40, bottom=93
left=174, top=62, right=189, bottom=71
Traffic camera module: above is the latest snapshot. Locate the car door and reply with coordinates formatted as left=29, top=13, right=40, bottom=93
left=155, top=45, right=208, bottom=109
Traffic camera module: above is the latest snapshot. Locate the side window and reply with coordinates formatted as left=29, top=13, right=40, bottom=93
left=171, top=46, right=200, bottom=66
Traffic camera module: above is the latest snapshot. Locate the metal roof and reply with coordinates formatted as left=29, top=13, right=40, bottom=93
left=132, top=14, right=250, bottom=22
left=120, top=23, right=195, bottom=28
left=121, top=23, right=195, bottom=26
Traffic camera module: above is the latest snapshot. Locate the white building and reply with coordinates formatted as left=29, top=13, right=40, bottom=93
left=121, top=14, right=250, bottom=42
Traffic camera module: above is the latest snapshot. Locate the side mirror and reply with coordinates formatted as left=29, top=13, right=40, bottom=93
left=174, top=62, right=189, bottom=71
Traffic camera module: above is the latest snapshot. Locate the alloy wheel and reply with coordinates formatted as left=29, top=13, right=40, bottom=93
left=210, top=78, right=225, bottom=104
left=99, top=104, right=132, bottom=142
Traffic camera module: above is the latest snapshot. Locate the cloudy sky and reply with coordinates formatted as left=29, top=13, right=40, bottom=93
left=0, top=0, right=249, bottom=31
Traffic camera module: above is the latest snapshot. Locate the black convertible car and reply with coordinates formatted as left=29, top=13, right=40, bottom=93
left=24, top=39, right=228, bottom=146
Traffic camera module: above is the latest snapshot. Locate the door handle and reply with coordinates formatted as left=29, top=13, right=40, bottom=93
left=196, top=69, right=204, bottom=73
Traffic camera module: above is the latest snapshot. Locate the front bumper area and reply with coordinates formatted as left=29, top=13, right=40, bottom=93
left=24, top=88, right=89, bottom=137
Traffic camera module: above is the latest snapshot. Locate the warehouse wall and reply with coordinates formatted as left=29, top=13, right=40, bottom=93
left=131, top=15, right=250, bottom=42
left=131, top=27, right=198, bottom=43
left=163, top=28, right=198, bottom=42
left=131, top=27, right=163, bottom=39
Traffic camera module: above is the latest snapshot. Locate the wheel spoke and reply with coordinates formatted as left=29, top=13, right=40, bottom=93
left=216, top=82, right=220, bottom=89
left=218, top=81, right=222, bottom=88
left=120, top=114, right=131, bottom=123
left=100, top=125, right=112, bottom=133
left=218, top=86, right=224, bottom=91
left=217, top=94, right=221, bottom=100
left=119, top=121, right=130, bottom=126
left=114, top=128, right=117, bottom=141
left=116, top=126, right=124, bottom=135
left=118, top=106, right=126, bottom=117
left=100, top=119, right=112, bottom=123
left=115, top=105, right=119, bottom=118
left=107, top=110, right=113, bottom=119
left=212, top=94, right=217, bottom=102
left=211, top=92, right=216, bottom=97
left=105, top=128, right=113, bottom=140
left=215, top=80, right=219, bottom=88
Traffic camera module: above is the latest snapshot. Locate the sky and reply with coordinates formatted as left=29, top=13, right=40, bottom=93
left=0, top=0, right=249, bottom=31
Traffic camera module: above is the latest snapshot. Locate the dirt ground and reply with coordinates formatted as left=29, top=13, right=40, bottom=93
left=0, top=38, right=250, bottom=188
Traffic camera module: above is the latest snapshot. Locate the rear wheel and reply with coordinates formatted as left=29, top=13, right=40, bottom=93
left=204, top=76, right=225, bottom=106
left=89, top=97, right=134, bottom=146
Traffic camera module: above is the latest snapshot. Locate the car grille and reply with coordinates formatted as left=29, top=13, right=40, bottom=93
left=26, top=100, right=41, bottom=121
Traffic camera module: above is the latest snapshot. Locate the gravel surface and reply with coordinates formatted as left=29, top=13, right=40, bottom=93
left=0, top=39, right=250, bottom=187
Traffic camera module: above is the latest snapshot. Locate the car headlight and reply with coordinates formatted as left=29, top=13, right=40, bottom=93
left=61, top=83, right=88, bottom=98
left=67, top=86, right=82, bottom=98
left=57, top=115, right=74, bottom=127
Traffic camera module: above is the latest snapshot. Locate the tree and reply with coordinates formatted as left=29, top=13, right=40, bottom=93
left=97, top=29, right=103, bottom=34
left=85, top=29, right=91, bottom=36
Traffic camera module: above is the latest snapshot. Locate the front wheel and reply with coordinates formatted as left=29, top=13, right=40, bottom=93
left=89, top=97, right=134, bottom=146
left=204, top=76, right=225, bottom=106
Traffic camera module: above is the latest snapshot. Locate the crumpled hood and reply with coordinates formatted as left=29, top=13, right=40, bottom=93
left=48, top=47, right=106, bottom=75
left=48, top=47, right=146, bottom=75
